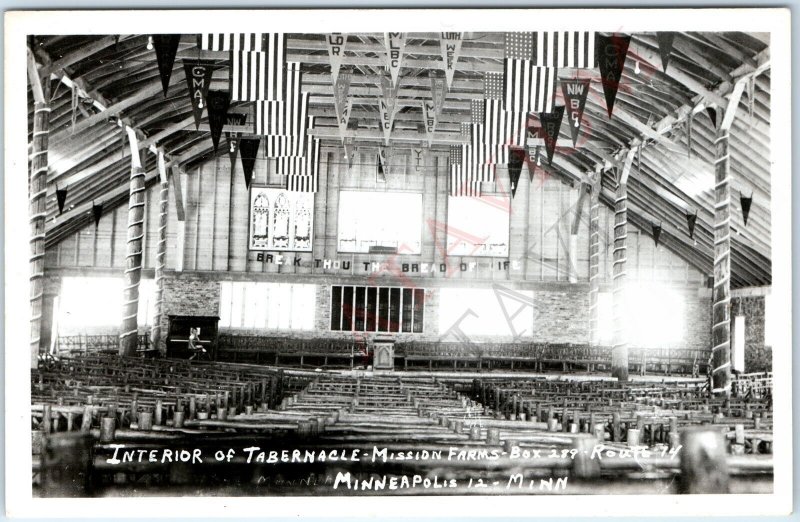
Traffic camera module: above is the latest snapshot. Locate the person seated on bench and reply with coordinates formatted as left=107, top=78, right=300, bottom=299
left=188, top=327, right=207, bottom=360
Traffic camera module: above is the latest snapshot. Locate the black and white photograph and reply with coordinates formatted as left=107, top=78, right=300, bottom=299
left=4, top=7, right=794, bottom=518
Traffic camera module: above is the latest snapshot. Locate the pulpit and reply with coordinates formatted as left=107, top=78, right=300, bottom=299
left=372, top=336, right=395, bottom=370
left=166, top=315, right=219, bottom=360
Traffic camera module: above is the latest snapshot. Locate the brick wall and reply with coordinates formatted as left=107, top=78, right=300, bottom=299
left=731, top=295, right=770, bottom=373
left=158, top=272, right=221, bottom=354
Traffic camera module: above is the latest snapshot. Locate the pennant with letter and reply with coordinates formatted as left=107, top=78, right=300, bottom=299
left=378, top=75, right=401, bottom=145
left=740, top=193, right=753, bottom=226
left=326, top=33, right=348, bottom=87
left=92, top=202, right=103, bottom=227
left=421, top=100, right=437, bottom=146
left=183, top=61, right=214, bottom=130
left=508, top=147, right=524, bottom=198
left=206, top=90, right=230, bottom=153
left=56, top=187, right=68, bottom=214
left=430, top=71, right=447, bottom=117
left=657, top=32, right=676, bottom=72
left=538, top=106, right=565, bottom=165
left=411, top=145, right=427, bottom=172
left=686, top=210, right=698, bottom=239
left=376, top=147, right=387, bottom=183
left=440, top=32, right=463, bottom=90
left=560, top=78, right=591, bottom=147
left=596, top=33, right=631, bottom=118
left=225, top=113, right=247, bottom=171
left=652, top=223, right=662, bottom=247
left=334, top=69, right=353, bottom=141
left=384, top=32, right=406, bottom=86
left=152, top=34, right=181, bottom=97
left=239, top=138, right=260, bottom=188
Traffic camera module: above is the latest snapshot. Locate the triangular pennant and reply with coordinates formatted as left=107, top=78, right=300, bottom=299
left=225, top=113, right=247, bottom=170
left=595, top=33, right=631, bottom=118
left=652, top=222, right=662, bottom=247
left=326, top=33, right=348, bottom=87
left=334, top=69, right=353, bottom=140
left=152, top=34, right=181, bottom=97
left=740, top=193, right=753, bottom=226
left=384, top=32, right=406, bottom=86
left=378, top=75, right=401, bottom=145
left=686, top=211, right=698, bottom=239
left=183, top=61, right=215, bottom=130
left=411, top=145, right=427, bottom=172
left=560, top=78, right=591, bottom=147
left=239, top=138, right=260, bottom=188
left=508, top=147, right=524, bottom=198
left=376, top=148, right=387, bottom=182
left=206, top=90, right=230, bottom=153
left=56, top=187, right=68, bottom=214
left=525, top=125, right=543, bottom=181
left=656, top=32, right=676, bottom=72
left=343, top=137, right=355, bottom=170
left=429, top=71, right=447, bottom=118
left=538, top=106, right=565, bottom=166
left=706, top=106, right=717, bottom=129
left=421, top=100, right=437, bottom=146
left=92, top=202, right=103, bottom=227
left=439, top=32, right=463, bottom=90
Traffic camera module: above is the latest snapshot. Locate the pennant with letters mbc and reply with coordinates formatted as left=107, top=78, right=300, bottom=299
left=239, top=138, right=260, bottom=188
left=657, top=32, right=676, bottom=72
left=199, top=33, right=264, bottom=51
left=686, top=210, right=698, bottom=239
left=326, top=33, right=348, bottom=87
left=560, top=78, right=591, bottom=147
left=596, top=33, right=631, bottom=118
left=56, top=187, right=68, bottom=214
left=530, top=32, right=597, bottom=68
left=526, top=125, right=544, bottom=181
left=652, top=223, right=662, bottom=247
left=152, top=35, right=181, bottom=97
left=334, top=69, right=353, bottom=140
left=225, top=113, right=247, bottom=171
left=508, top=147, right=524, bottom=198
left=183, top=61, right=215, bottom=130
left=92, top=202, right=103, bottom=227
left=206, top=90, right=230, bottom=153
left=421, top=99, right=437, bottom=146
left=740, top=193, right=753, bottom=226
left=378, top=75, right=401, bottom=145
left=430, top=71, right=447, bottom=118
left=440, top=32, right=463, bottom=90
left=538, top=106, right=565, bottom=166
left=230, top=34, right=286, bottom=102
left=384, top=32, right=406, bottom=86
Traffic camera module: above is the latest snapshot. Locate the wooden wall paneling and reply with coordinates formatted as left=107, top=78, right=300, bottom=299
left=213, top=157, right=232, bottom=271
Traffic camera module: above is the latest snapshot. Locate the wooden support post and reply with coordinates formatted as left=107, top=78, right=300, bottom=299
left=569, top=183, right=588, bottom=284
left=588, top=171, right=601, bottom=346
left=679, top=427, right=730, bottom=493
left=712, top=109, right=733, bottom=396
left=28, top=57, right=50, bottom=368
left=119, top=128, right=146, bottom=356
left=150, top=154, right=169, bottom=355
left=611, top=176, right=629, bottom=381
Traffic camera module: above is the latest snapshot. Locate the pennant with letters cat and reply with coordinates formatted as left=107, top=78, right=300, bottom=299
left=183, top=61, right=215, bottom=130
left=560, top=79, right=591, bottom=147
left=439, top=32, right=463, bottom=90
left=384, top=32, right=406, bottom=86
left=326, top=33, right=348, bottom=87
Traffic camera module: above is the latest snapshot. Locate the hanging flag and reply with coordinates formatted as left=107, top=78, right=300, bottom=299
left=429, top=71, right=447, bottom=118
left=378, top=75, right=401, bottom=145
left=239, top=138, right=260, bottom=188
left=56, top=187, right=68, bottom=214
left=183, top=60, right=215, bottom=130
left=225, top=113, right=247, bottom=170
left=560, top=78, right=591, bottom=147
left=334, top=69, right=353, bottom=140
left=484, top=71, right=504, bottom=100
left=652, top=223, right=662, bottom=247
left=470, top=99, right=485, bottom=124
left=230, top=34, right=286, bottom=102
left=508, top=147, right=524, bottom=198
left=283, top=138, right=321, bottom=192
left=596, top=33, right=631, bottom=118
left=206, top=90, right=230, bottom=153
left=326, top=33, right=348, bottom=87
left=92, top=202, right=103, bottom=227
left=421, top=99, right=436, bottom=146
left=538, top=106, right=565, bottom=165
left=530, top=31, right=597, bottom=68
left=254, top=63, right=307, bottom=137
left=740, top=193, right=753, bottom=225
left=199, top=33, right=264, bottom=51
left=503, top=60, right=556, bottom=113
left=686, top=211, right=698, bottom=239
left=440, top=32, right=463, bottom=90
left=656, top=32, right=676, bottom=72
left=706, top=106, right=717, bottom=129
left=384, top=32, right=406, bottom=86
left=152, top=34, right=181, bottom=97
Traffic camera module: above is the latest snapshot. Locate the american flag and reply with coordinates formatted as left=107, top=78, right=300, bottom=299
left=281, top=138, right=321, bottom=193
left=199, top=33, right=264, bottom=52
left=470, top=99, right=485, bottom=124
left=449, top=143, right=496, bottom=197
left=483, top=72, right=504, bottom=100
left=253, top=62, right=305, bottom=134
left=504, top=32, right=534, bottom=59
left=481, top=100, right=528, bottom=148
left=531, top=31, right=596, bottom=68
left=230, top=34, right=286, bottom=101
left=503, top=60, right=556, bottom=113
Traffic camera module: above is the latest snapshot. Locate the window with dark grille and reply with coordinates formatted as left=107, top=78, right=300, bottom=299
left=330, top=285, right=425, bottom=333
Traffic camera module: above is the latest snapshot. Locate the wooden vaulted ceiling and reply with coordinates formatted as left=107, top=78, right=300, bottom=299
left=29, top=31, right=771, bottom=287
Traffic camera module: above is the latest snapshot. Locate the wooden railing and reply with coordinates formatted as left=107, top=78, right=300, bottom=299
left=54, top=334, right=151, bottom=356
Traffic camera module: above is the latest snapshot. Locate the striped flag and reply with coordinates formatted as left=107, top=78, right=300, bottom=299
left=253, top=62, right=305, bottom=134
left=531, top=31, right=596, bottom=68
left=504, top=32, right=534, bottom=59
left=230, top=34, right=286, bottom=101
left=199, top=33, right=264, bottom=52
left=282, top=138, right=321, bottom=192
left=470, top=99, right=485, bottom=124
left=503, top=60, right=556, bottom=113
left=481, top=100, right=528, bottom=148
left=484, top=72, right=504, bottom=100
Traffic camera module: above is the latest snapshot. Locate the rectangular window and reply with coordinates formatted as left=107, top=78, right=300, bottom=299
left=447, top=195, right=510, bottom=257
left=331, top=285, right=424, bottom=333
left=219, top=282, right=315, bottom=330
left=337, top=191, right=423, bottom=254
left=58, top=277, right=156, bottom=333
left=438, top=287, right=534, bottom=337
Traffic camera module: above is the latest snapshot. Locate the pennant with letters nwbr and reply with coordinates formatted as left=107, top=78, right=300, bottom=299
left=326, top=33, right=348, bottom=87
left=384, top=32, right=406, bottom=86
left=152, top=34, right=181, bottom=97
left=378, top=75, right=401, bottom=145
left=538, top=106, right=565, bottom=166
left=421, top=99, right=437, bottom=146
left=183, top=61, right=215, bottom=130
left=560, top=78, right=591, bottom=147
left=334, top=69, right=353, bottom=141
left=430, top=70, right=447, bottom=117
left=440, top=32, right=463, bottom=90
left=225, top=113, right=247, bottom=171
left=206, top=90, right=231, bottom=153
left=596, top=33, right=631, bottom=118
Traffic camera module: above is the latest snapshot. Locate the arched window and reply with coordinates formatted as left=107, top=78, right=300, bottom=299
left=273, top=192, right=291, bottom=248
left=251, top=192, right=270, bottom=248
